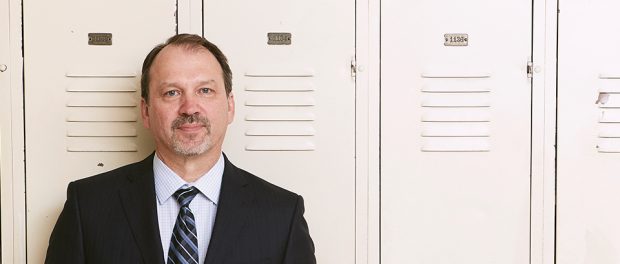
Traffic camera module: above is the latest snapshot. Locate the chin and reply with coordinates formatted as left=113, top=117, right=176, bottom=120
left=172, top=141, right=213, bottom=157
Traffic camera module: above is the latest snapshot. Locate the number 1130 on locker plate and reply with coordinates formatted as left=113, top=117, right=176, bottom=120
left=444, top=33, right=469, bottom=46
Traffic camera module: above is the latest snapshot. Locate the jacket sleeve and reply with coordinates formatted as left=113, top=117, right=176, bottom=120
left=283, top=195, right=316, bottom=264
left=45, top=182, right=85, bottom=264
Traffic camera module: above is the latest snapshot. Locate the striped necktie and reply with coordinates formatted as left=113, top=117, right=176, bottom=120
left=167, top=187, right=200, bottom=264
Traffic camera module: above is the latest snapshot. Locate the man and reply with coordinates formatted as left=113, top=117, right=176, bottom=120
left=46, top=34, right=316, bottom=264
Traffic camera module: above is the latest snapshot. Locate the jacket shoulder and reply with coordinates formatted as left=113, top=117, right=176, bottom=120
left=225, top=159, right=301, bottom=205
left=70, top=154, right=153, bottom=193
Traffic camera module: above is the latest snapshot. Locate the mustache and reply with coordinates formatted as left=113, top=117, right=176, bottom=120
left=172, top=114, right=210, bottom=130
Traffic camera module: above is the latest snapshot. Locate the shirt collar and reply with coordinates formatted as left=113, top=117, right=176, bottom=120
left=153, top=152, right=225, bottom=206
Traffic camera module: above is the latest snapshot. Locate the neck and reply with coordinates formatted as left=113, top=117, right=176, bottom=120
left=155, top=148, right=221, bottom=182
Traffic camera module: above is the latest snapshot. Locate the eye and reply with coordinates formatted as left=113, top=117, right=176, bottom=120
left=199, top=88, right=213, bottom=94
left=164, top=90, right=180, bottom=97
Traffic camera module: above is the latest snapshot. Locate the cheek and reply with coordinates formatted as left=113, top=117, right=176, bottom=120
left=150, top=109, right=174, bottom=129
left=215, top=107, right=232, bottom=124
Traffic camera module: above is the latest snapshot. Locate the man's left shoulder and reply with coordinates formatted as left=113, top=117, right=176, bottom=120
left=224, top=158, right=301, bottom=203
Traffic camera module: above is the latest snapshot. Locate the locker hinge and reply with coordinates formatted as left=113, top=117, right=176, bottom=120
left=351, top=58, right=357, bottom=78
left=527, top=61, right=533, bottom=78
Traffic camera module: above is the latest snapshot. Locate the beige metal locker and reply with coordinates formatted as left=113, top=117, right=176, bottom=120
left=557, top=0, right=620, bottom=262
left=381, top=0, right=533, bottom=262
left=204, top=0, right=356, bottom=263
left=0, top=0, right=8, bottom=162
left=24, top=0, right=355, bottom=263
left=23, top=0, right=175, bottom=262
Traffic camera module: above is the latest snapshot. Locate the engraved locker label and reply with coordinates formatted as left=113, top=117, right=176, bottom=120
left=88, top=33, right=112, bottom=45
left=267, top=32, right=292, bottom=45
left=421, top=137, right=490, bottom=152
left=66, top=108, right=138, bottom=122
left=67, top=137, right=138, bottom=152
left=444, top=33, right=468, bottom=46
left=67, top=122, right=137, bottom=137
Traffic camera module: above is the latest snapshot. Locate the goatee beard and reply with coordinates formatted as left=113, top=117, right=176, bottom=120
left=170, top=113, right=212, bottom=156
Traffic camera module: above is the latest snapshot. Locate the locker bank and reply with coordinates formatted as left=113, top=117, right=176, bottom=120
left=0, top=0, right=617, bottom=263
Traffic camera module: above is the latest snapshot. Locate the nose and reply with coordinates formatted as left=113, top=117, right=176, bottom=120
left=178, top=93, right=202, bottom=116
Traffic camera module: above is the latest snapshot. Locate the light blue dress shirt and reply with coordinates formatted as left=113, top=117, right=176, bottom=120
left=153, top=153, right=224, bottom=263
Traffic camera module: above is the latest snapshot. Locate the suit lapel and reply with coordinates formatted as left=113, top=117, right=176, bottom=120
left=205, top=157, right=254, bottom=264
left=119, top=154, right=165, bottom=264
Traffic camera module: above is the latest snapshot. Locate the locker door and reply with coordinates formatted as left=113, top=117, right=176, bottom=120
left=381, top=0, right=532, bottom=263
left=0, top=0, right=8, bottom=147
left=203, top=1, right=355, bottom=263
left=557, top=0, right=620, bottom=262
left=24, top=1, right=175, bottom=262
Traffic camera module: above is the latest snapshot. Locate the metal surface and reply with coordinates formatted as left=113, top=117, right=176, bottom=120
left=444, top=33, right=469, bottom=46
left=88, top=33, right=112, bottom=45
left=267, top=32, right=292, bottom=45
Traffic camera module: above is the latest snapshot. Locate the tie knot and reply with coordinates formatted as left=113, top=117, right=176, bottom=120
left=173, top=186, right=199, bottom=207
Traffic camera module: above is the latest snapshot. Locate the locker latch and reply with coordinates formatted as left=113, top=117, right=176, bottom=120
left=351, top=58, right=357, bottom=78
left=527, top=61, right=533, bottom=78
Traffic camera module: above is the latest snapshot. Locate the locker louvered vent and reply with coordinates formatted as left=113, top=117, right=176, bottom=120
left=65, top=72, right=139, bottom=152
left=242, top=68, right=316, bottom=151
left=597, top=74, right=620, bottom=153
left=419, top=73, right=491, bottom=152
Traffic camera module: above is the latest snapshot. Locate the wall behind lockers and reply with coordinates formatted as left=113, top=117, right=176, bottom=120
left=3, top=0, right=619, bottom=263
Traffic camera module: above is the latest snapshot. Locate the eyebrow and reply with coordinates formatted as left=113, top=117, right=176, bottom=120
left=158, top=79, right=216, bottom=88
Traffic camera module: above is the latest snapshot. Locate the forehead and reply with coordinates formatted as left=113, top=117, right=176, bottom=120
left=150, top=44, right=223, bottom=77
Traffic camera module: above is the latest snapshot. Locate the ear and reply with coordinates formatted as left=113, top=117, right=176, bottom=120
left=227, top=92, right=235, bottom=124
left=140, top=98, right=151, bottom=129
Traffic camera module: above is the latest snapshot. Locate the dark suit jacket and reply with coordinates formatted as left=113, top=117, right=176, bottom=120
left=45, top=154, right=316, bottom=264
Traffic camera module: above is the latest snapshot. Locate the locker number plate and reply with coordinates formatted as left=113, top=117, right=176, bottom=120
left=444, top=33, right=468, bottom=46
left=267, top=33, right=292, bottom=45
left=88, top=33, right=112, bottom=45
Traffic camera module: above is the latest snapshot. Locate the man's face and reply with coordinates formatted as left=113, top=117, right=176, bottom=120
left=141, top=45, right=234, bottom=158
